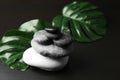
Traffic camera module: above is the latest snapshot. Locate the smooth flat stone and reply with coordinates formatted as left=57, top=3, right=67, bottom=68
left=22, top=47, right=69, bottom=71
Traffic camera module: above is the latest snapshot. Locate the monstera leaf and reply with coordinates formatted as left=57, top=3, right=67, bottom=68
left=52, top=1, right=107, bottom=42
left=19, top=19, right=50, bottom=32
left=0, top=19, right=49, bottom=71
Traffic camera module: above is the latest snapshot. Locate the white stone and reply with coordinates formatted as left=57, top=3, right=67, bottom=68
left=22, top=47, right=69, bottom=71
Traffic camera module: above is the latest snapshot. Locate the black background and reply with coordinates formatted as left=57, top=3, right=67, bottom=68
left=0, top=0, right=119, bottom=80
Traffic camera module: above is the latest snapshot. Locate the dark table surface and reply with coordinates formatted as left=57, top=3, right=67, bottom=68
left=0, top=0, right=119, bottom=80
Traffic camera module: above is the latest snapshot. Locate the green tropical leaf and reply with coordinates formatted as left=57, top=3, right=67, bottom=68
left=0, top=19, right=49, bottom=71
left=52, top=1, right=107, bottom=42
left=19, top=19, right=50, bottom=33
left=0, top=30, right=31, bottom=71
